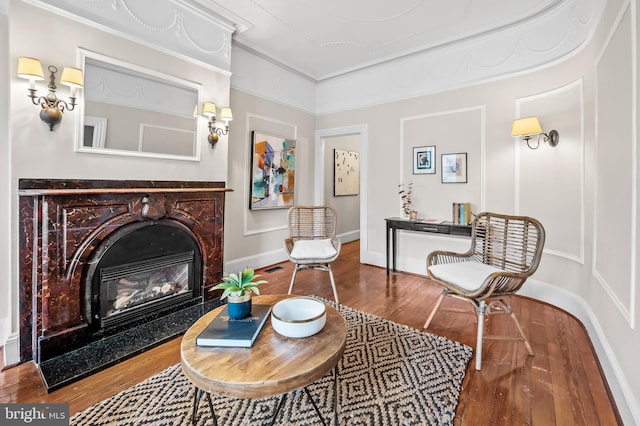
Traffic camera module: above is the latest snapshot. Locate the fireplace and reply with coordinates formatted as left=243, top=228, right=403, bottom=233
left=85, top=222, right=202, bottom=330
left=18, top=179, right=229, bottom=389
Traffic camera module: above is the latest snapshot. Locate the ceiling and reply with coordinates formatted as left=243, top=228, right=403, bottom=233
left=205, top=0, right=565, bottom=81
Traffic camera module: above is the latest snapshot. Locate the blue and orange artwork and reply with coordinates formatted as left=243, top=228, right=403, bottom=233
left=251, top=131, right=296, bottom=209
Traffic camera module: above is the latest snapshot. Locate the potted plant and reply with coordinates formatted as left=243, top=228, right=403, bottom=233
left=211, top=267, right=267, bottom=319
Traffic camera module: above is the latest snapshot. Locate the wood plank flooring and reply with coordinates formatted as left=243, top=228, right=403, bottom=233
left=0, top=241, right=622, bottom=425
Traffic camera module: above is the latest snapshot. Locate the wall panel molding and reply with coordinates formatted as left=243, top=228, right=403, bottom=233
left=593, top=0, right=636, bottom=328
left=243, top=113, right=297, bottom=236
left=399, top=106, right=486, bottom=220
left=515, top=79, right=585, bottom=265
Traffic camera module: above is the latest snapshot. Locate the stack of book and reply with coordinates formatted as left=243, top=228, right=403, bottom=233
left=452, top=202, right=472, bottom=225
left=196, top=304, right=271, bottom=347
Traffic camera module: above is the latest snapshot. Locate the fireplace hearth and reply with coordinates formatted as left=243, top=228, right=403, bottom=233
left=18, top=179, right=229, bottom=390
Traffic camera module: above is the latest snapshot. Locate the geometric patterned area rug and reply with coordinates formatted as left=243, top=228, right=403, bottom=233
left=71, top=300, right=472, bottom=426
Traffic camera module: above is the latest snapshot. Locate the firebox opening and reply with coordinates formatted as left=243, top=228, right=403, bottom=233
left=85, top=221, right=202, bottom=331
left=100, top=251, right=195, bottom=328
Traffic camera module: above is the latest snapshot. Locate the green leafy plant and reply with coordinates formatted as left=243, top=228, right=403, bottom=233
left=211, top=267, right=267, bottom=300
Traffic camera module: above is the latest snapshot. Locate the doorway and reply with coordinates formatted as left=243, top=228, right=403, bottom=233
left=315, top=125, right=368, bottom=262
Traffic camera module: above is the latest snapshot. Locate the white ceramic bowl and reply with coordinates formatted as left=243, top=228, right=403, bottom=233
left=271, top=297, right=327, bottom=338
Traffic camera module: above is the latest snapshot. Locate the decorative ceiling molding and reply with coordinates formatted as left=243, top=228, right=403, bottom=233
left=314, top=0, right=606, bottom=114
left=23, top=0, right=235, bottom=72
left=211, top=0, right=577, bottom=80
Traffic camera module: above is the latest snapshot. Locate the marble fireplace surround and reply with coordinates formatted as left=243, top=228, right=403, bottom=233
left=18, top=179, right=230, bottom=390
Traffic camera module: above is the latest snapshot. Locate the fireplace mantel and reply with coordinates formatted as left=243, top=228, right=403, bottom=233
left=18, top=179, right=231, bottom=368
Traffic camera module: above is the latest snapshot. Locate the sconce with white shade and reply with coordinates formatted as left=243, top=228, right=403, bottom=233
left=17, top=57, right=84, bottom=131
left=511, top=116, right=559, bottom=150
left=202, top=102, right=233, bottom=148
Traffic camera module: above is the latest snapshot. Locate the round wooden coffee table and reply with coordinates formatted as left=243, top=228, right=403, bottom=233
left=181, top=294, right=347, bottom=425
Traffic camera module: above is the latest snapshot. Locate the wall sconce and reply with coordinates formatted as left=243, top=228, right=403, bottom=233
left=511, top=116, right=559, bottom=150
left=17, top=57, right=84, bottom=131
left=202, top=102, right=233, bottom=148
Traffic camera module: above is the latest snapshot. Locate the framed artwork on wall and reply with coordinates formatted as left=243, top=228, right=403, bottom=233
left=413, top=145, right=436, bottom=174
left=441, top=153, right=467, bottom=183
left=334, top=149, right=360, bottom=196
left=249, top=131, right=296, bottom=210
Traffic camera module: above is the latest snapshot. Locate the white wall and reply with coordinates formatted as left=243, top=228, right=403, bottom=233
left=2, top=0, right=231, bottom=363
left=223, top=89, right=316, bottom=274
left=309, top=0, right=639, bottom=421
left=0, top=1, right=10, bottom=348
left=322, top=134, right=360, bottom=238
left=2, top=0, right=639, bottom=422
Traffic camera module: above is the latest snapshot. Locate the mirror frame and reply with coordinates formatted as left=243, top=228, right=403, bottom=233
left=74, top=48, right=203, bottom=162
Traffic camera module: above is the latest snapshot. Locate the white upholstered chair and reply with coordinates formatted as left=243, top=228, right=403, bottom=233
left=284, top=206, right=341, bottom=303
left=424, top=212, right=545, bottom=370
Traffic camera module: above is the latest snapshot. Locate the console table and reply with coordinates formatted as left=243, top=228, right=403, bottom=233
left=385, top=217, right=472, bottom=275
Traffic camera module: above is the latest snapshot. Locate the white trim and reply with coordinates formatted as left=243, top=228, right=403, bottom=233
left=243, top=113, right=298, bottom=237
left=338, top=230, right=360, bottom=244
left=514, top=79, right=586, bottom=265
left=520, top=279, right=640, bottom=425
left=222, top=246, right=640, bottom=423
left=2, top=333, right=19, bottom=368
left=23, top=0, right=234, bottom=74
left=399, top=105, right=487, bottom=215
left=84, top=116, right=107, bottom=148
left=593, top=0, right=636, bottom=328
left=315, top=124, right=368, bottom=263
left=224, top=248, right=287, bottom=276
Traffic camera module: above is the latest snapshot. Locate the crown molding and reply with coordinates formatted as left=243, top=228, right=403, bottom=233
left=23, top=0, right=235, bottom=72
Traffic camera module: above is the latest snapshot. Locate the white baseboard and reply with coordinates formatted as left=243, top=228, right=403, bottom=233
left=0, top=317, right=7, bottom=346
left=224, top=247, right=288, bottom=276
left=338, top=230, right=359, bottom=244
left=2, top=332, right=19, bottom=368
left=372, top=251, right=639, bottom=425
left=520, top=279, right=639, bottom=425
left=227, top=243, right=639, bottom=424
left=224, top=232, right=361, bottom=276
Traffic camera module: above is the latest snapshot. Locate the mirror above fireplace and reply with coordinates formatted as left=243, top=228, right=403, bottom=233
left=75, top=49, right=202, bottom=161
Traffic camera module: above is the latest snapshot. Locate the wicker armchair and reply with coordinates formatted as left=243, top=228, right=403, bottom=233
left=424, top=212, right=545, bottom=370
left=284, top=206, right=341, bottom=302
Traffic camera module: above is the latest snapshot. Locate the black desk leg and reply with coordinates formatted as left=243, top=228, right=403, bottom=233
left=391, top=227, right=397, bottom=273
left=269, top=394, right=287, bottom=425
left=191, top=387, right=217, bottom=426
left=386, top=223, right=391, bottom=275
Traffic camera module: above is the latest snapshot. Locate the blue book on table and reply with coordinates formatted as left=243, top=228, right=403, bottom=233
left=196, top=304, right=271, bottom=348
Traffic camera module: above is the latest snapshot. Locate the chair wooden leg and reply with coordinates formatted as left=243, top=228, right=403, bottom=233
left=509, top=310, right=535, bottom=356
left=475, top=300, right=486, bottom=370
left=288, top=267, right=299, bottom=295
left=327, top=266, right=339, bottom=304
left=423, top=292, right=445, bottom=329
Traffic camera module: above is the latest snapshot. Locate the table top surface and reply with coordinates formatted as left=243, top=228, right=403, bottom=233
left=180, top=294, right=347, bottom=399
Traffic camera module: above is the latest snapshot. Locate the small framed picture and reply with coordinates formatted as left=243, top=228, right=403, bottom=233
left=413, top=146, right=436, bottom=174
left=441, top=153, right=467, bottom=183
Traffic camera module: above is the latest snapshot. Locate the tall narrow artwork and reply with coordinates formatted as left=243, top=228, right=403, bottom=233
left=334, top=149, right=360, bottom=196
left=250, top=131, right=296, bottom=210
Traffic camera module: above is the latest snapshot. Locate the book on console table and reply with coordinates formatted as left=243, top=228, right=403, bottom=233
left=196, top=304, right=271, bottom=348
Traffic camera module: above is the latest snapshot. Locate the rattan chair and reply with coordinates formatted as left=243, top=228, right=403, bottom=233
left=284, top=206, right=341, bottom=302
left=424, top=212, right=545, bottom=370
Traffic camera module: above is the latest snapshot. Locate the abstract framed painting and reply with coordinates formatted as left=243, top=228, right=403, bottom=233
left=249, top=131, right=296, bottom=210
left=441, top=152, right=468, bottom=183
left=334, top=149, right=360, bottom=196
left=413, top=145, right=436, bottom=174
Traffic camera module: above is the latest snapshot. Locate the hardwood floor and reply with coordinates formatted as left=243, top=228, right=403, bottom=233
left=0, top=241, right=621, bottom=425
